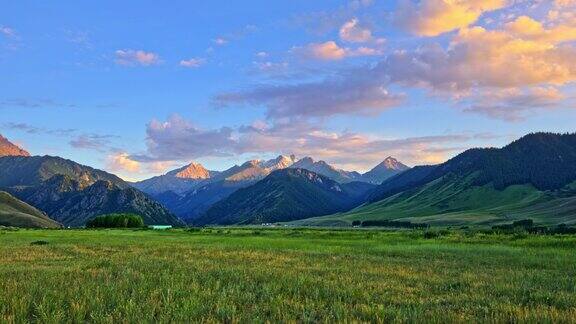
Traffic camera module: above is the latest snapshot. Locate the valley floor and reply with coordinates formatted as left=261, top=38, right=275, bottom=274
left=1, top=228, right=576, bottom=322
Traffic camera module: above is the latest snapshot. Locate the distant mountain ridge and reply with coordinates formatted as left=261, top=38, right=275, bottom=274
left=133, top=155, right=409, bottom=223
left=195, top=168, right=376, bottom=226
left=0, top=155, right=182, bottom=227
left=0, top=134, right=30, bottom=157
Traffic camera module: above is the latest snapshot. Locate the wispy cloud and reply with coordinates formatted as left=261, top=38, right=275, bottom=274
left=0, top=98, right=77, bottom=109
left=114, top=49, right=161, bottom=66
left=3, top=122, right=120, bottom=152
left=2, top=122, right=77, bottom=136
left=179, top=57, right=206, bottom=68
left=69, top=134, right=118, bottom=152
left=0, top=26, right=16, bottom=38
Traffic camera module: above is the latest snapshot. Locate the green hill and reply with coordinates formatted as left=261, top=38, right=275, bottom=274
left=295, top=133, right=576, bottom=227
left=195, top=169, right=375, bottom=225
left=0, top=191, right=60, bottom=228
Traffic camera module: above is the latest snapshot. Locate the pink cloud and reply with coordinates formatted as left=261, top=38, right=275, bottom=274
left=294, top=41, right=382, bottom=60
left=115, top=49, right=161, bottom=66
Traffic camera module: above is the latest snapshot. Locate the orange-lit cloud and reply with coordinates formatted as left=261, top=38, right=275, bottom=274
left=310, top=41, right=347, bottom=60
left=106, top=153, right=141, bottom=172
left=396, top=0, right=508, bottom=36
left=294, top=41, right=383, bottom=60
left=555, top=0, right=576, bottom=7
left=505, top=15, right=576, bottom=44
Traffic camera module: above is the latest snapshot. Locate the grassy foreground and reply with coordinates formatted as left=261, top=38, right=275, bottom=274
left=1, top=228, right=576, bottom=322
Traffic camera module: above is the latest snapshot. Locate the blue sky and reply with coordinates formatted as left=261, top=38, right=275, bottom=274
left=1, top=0, right=576, bottom=180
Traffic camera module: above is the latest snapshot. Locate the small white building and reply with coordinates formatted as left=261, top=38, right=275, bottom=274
left=148, top=225, right=173, bottom=230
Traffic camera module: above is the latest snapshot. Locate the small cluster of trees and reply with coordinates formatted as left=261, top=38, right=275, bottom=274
left=492, top=219, right=576, bottom=234
left=86, top=213, right=144, bottom=228
left=353, top=220, right=429, bottom=229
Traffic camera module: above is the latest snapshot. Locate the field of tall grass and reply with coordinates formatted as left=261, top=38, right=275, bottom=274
left=1, top=228, right=575, bottom=322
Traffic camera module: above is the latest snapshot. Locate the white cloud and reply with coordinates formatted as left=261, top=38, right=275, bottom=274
left=213, top=38, right=228, bottom=45
left=339, top=18, right=373, bottom=42
left=0, top=26, right=16, bottom=38
left=180, top=58, right=205, bottom=68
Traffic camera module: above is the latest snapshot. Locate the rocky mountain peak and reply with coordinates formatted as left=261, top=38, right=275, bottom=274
left=375, top=157, right=409, bottom=171
left=0, top=134, right=30, bottom=157
left=174, top=162, right=211, bottom=179
left=264, top=155, right=297, bottom=170
left=242, top=160, right=263, bottom=167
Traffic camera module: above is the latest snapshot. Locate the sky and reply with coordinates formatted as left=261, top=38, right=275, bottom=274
left=1, top=0, right=576, bottom=181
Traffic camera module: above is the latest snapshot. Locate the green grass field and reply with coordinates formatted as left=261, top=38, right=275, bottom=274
left=294, top=180, right=576, bottom=227
left=1, top=228, right=576, bottom=322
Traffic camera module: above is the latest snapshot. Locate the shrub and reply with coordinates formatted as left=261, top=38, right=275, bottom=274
left=30, top=240, right=49, bottom=246
left=351, top=220, right=361, bottom=226
left=361, top=220, right=429, bottom=229
left=492, top=219, right=536, bottom=233
left=423, top=231, right=441, bottom=239
left=86, top=213, right=144, bottom=228
left=552, top=224, right=576, bottom=234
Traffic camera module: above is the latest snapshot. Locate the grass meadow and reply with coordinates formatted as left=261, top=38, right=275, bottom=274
left=1, top=228, right=576, bottom=322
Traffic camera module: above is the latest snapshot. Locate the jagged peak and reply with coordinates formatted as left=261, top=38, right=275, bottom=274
left=264, top=154, right=298, bottom=169
left=242, top=159, right=263, bottom=167
left=0, top=134, right=30, bottom=157
left=372, top=157, right=409, bottom=171
left=171, top=162, right=211, bottom=179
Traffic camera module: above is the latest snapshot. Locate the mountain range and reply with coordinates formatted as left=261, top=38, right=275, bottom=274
left=133, top=155, right=409, bottom=222
left=2, top=132, right=575, bottom=229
